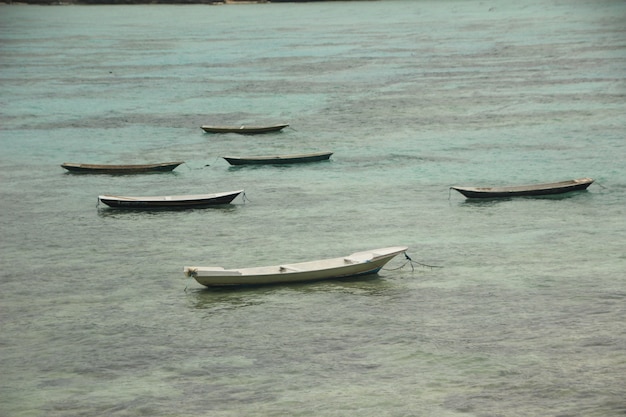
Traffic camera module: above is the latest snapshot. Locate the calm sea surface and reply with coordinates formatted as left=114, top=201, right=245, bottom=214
left=1, top=1, right=625, bottom=416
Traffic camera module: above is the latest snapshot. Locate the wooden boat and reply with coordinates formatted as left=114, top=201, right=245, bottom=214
left=98, top=190, right=243, bottom=210
left=450, top=177, right=594, bottom=199
left=223, top=151, right=333, bottom=166
left=201, top=123, right=289, bottom=134
left=61, top=161, right=184, bottom=174
left=184, top=246, right=408, bottom=287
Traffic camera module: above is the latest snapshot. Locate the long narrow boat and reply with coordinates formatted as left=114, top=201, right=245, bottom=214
left=223, top=151, right=333, bottom=166
left=184, top=246, right=408, bottom=287
left=201, top=123, right=289, bottom=134
left=61, top=161, right=184, bottom=174
left=450, top=177, right=594, bottom=199
left=98, top=190, right=243, bottom=210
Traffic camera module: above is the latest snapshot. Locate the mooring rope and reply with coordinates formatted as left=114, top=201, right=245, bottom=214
left=184, top=274, right=193, bottom=292
left=383, top=252, right=442, bottom=272
left=204, top=156, right=220, bottom=167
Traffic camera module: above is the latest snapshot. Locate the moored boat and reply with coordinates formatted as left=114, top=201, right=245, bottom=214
left=450, top=177, right=594, bottom=199
left=61, top=161, right=184, bottom=174
left=201, top=123, right=289, bottom=134
left=98, top=190, right=243, bottom=210
left=184, top=246, right=408, bottom=287
left=223, top=151, right=333, bottom=166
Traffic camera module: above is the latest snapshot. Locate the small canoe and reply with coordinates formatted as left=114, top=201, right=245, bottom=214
left=450, top=177, right=594, bottom=199
left=184, top=246, right=408, bottom=287
left=61, top=161, right=184, bottom=174
left=223, top=151, right=333, bottom=166
left=201, top=124, right=289, bottom=134
left=98, top=190, right=243, bottom=210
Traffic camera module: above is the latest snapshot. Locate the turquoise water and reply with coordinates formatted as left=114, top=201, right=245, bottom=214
left=1, top=1, right=625, bottom=416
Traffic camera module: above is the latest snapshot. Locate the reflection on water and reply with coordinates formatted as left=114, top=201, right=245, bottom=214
left=62, top=170, right=182, bottom=177
left=96, top=204, right=240, bottom=217
left=187, top=273, right=399, bottom=311
left=452, top=189, right=593, bottom=206
left=188, top=288, right=268, bottom=312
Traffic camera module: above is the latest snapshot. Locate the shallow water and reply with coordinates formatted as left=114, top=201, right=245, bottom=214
left=1, top=1, right=625, bottom=416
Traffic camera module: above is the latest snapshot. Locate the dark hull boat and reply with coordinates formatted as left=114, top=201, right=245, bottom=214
left=61, top=161, right=184, bottom=174
left=98, top=190, right=243, bottom=210
left=450, top=178, right=594, bottom=199
left=201, top=124, right=289, bottom=134
left=223, top=151, right=333, bottom=166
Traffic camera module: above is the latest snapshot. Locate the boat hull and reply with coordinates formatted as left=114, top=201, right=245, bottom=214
left=98, top=190, right=243, bottom=210
left=223, top=152, right=333, bottom=166
left=201, top=124, right=289, bottom=134
left=451, top=178, right=593, bottom=199
left=184, top=246, right=408, bottom=287
left=61, top=162, right=184, bottom=174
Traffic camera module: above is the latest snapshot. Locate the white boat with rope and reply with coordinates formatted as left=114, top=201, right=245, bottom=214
left=184, top=246, right=409, bottom=287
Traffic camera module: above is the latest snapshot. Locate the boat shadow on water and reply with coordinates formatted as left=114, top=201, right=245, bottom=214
left=187, top=291, right=269, bottom=313
left=226, top=161, right=333, bottom=171
left=455, top=190, right=593, bottom=205
left=96, top=204, right=240, bottom=217
left=186, top=274, right=397, bottom=309
left=63, top=170, right=182, bottom=177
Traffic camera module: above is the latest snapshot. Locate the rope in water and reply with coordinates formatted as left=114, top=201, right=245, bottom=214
left=383, top=252, right=442, bottom=272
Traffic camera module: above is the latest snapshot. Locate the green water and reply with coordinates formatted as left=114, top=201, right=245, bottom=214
left=1, top=1, right=625, bottom=416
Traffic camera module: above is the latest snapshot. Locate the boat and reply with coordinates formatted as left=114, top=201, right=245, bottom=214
left=184, top=246, right=408, bottom=287
left=223, top=151, right=333, bottom=166
left=450, top=177, right=594, bottom=199
left=98, top=190, right=244, bottom=210
left=61, top=161, right=184, bottom=174
left=200, top=123, right=289, bottom=134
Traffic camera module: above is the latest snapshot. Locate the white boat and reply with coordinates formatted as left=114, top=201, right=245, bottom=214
left=184, top=246, right=408, bottom=287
